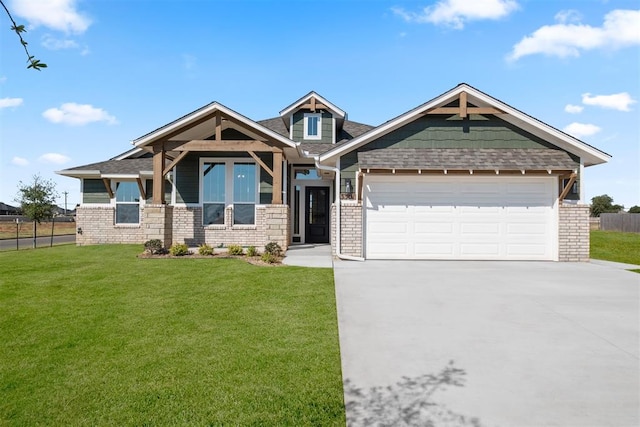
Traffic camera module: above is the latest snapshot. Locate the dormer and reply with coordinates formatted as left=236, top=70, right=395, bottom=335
left=279, top=92, right=347, bottom=144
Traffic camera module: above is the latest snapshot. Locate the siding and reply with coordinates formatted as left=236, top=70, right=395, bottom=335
left=340, top=115, right=581, bottom=192
left=292, top=110, right=333, bottom=144
left=82, top=179, right=110, bottom=203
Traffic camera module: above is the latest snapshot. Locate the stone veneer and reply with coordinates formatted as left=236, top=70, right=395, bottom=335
left=143, top=204, right=173, bottom=248
left=172, top=205, right=289, bottom=250
left=330, top=202, right=363, bottom=257
left=558, top=203, right=590, bottom=262
left=75, top=205, right=145, bottom=245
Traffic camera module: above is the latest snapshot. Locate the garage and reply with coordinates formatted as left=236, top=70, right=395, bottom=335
left=364, top=175, right=558, bottom=260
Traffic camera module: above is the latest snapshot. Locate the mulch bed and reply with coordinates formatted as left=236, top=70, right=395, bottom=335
left=137, top=252, right=283, bottom=266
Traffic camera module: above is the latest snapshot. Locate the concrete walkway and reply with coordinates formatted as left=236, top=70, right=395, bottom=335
left=334, top=260, right=640, bottom=427
left=282, top=244, right=333, bottom=268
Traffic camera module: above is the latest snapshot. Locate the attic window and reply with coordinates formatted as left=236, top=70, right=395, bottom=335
left=304, top=113, right=321, bottom=140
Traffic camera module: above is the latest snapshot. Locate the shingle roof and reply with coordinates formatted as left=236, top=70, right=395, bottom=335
left=257, top=117, right=375, bottom=148
left=257, top=117, right=288, bottom=137
left=358, top=148, right=578, bottom=171
left=61, top=158, right=153, bottom=175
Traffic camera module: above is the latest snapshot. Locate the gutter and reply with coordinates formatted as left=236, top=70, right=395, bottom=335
left=314, top=156, right=364, bottom=262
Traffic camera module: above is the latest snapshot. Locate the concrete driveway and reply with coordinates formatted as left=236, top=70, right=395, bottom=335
left=334, top=260, right=639, bottom=427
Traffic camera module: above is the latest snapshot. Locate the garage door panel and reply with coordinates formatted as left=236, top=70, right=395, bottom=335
left=364, top=176, right=557, bottom=260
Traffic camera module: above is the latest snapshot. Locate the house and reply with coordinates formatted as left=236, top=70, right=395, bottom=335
left=57, top=83, right=610, bottom=261
left=0, top=202, right=20, bottom=215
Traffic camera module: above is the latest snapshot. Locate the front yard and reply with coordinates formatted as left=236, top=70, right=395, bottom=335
left=0, top=245, right=344, bottom=425
left=590, top=230, right=640, bottom=266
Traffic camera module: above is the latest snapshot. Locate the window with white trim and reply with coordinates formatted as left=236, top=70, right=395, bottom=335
left=115, top=181, right=140, bottom=224
left=303, top=113, right=321, bottom=140
left=201, top=159, right=258, bottom=225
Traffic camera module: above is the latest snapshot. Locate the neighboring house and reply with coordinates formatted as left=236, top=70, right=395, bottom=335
left=57, top=83, right=610, bottom=261
left=0, top=202, right=20, bottom=215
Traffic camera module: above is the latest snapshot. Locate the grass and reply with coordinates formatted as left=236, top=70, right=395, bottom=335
left=590, top=230, right=640, bottom=266
left=0, top=221, right=76, bottom=239
left=0, top=245, right=344, bottom=426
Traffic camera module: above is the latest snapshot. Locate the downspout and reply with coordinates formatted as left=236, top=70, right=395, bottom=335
left=315, top=156, right=364, bottom=261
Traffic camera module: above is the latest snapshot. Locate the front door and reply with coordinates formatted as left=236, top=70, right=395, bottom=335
left=305, top=186, right=330, bottom=243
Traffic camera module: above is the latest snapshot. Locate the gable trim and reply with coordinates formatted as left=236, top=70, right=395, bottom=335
left=319, top=83, right=611, bottom=167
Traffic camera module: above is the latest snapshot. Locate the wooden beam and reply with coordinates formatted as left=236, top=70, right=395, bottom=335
left=215, top=110, right=222, bottom=141
left=559, top=172, right=577, bottom=202
left=460, top=91, right=468, bottom=118
left=163, top=150, right=189, bottom=176
left=301, top=102, right=328, bottom=111
left=272, top=151, right=283, bottom=204
left=102, top=178, right=114, bottom=199
left=247, top=151, right=273, bottom=177
left=136, top=178, right=146, bottom=200
left=425, top=107, right=505, bottom=115
left=152, top=144, right=165, bottom=204
left=168, top=140, right=283, bottom=152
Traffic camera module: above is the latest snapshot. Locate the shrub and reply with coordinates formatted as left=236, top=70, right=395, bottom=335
left=246, top=246, right=258, bottom=257
left=198, top=244, right=214, bottom=256
left=143, top=239, right=166, bottom=255
left=264, top=242, right=283, bottom=257
left=261, top=252, right=278, bottom=264
left=169, top=243, right=190, bottom=256
left=227, top=244, right=244, bottom=255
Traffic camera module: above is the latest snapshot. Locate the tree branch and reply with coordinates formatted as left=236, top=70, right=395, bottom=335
left=1, top=0, right=47, bottom=70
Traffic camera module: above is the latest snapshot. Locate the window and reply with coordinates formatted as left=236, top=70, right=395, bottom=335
left=303, top=113, right=321, bottom=140
left=115, top=181, right=140, bottom=224
left=202, top=162, right=226, bottom=225
left=233, top=163, right=256, bottom=224
left=201, top=159, right=257, bottom=225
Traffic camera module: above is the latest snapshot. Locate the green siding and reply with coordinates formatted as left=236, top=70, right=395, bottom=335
left=82, top=179, right=110, bottom=203
left=339, top=114, right=580, bottom=194
left=292, top=110, right=333, bottom=143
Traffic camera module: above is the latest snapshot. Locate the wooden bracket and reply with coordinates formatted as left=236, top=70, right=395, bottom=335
left=102, top=178, right=114, bottom=199
left=136, top=178, right=146, bottom=200
left=163, top=151, right=189, bottom=176
left=247, top=151, right=273, bottom=177
left=558, top=172, right=577, bottom=202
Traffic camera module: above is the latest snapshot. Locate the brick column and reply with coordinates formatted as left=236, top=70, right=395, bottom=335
left=558, top=204, right=590, bottom=262
left=143, top=204, right=173, bottom=248
left=331, top=202, right=363, bottom=257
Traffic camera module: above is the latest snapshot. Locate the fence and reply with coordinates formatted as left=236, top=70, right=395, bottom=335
left=599, top=213, right=640, bottom=233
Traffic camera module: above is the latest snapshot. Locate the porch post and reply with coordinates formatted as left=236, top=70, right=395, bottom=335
left=152, top=143, right=165, bottom=204
left=272, top=150, right=283, bottom=204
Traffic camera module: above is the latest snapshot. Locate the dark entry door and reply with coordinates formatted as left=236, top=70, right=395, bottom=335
left=305, top=186, right=330, bottom=243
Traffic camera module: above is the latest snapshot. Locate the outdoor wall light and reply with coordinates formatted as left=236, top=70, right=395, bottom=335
left=345, top=179, right=352, bottom=194
left=77, top=227, right=83, bottom=235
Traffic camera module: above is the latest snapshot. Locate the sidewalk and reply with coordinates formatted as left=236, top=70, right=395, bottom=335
left=282, top=244, right=333, bottom=268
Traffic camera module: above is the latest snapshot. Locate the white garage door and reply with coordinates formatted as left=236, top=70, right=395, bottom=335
left=364, top=175, right=558, bottom=260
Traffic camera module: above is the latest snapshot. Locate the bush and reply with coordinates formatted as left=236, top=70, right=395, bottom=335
left=169, top=243, right=190, bottom=256
left=143, top=239, right=166, bottom=255
left=198, top=244, right=214, bottom=256
left=246, top=246, right=258, bottom=257
left=227, top=244, right=244, bottom=255
left=261, top=252, right=278, bottom=264
left=264, top=242, right=283, bottom=257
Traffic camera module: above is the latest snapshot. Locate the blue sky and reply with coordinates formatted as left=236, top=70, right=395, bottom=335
left=1, top=0, right=638, bottom=210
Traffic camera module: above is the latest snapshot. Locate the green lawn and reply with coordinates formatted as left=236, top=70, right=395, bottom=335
left=0, top=245, right=344, bottom=426
left=590, top=230, right=640, bottom=266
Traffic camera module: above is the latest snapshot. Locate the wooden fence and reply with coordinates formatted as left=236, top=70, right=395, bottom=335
left=599, top=213, right=640, bottom=233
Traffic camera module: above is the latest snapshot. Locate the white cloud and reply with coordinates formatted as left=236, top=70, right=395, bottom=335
left=11, top=0, right=91, bottom=34
left=38, top=153, right=71, bottom=164
left=11, top=156, right=29, bottom=166
left=42, top=103, right=118, bottom=126
left=508, top=9, right=640, bottom=61
left=0, top=97, right=23, bottom=108
left=554, top=10, right=582, bottom=25
left=42, top=34, right=79, bottom=50
left=582, top=92, right=636, bottom=112
left=564, top=104, right=583, bottom=113
left=563, top=122, right=602, bottom=138
left=392, top=0, right=518, bottom=29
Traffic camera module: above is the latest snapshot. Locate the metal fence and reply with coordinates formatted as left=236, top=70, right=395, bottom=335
left=600, top=213, right=640, bottom=233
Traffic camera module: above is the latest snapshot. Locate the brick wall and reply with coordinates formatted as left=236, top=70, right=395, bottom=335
left=172, top=205, right=289, bottom=250
left=331, top=202, right=363, bottom=257
left=75, top=205, right=145, bottom=245
left=558, top=203, right=590, bottom=262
